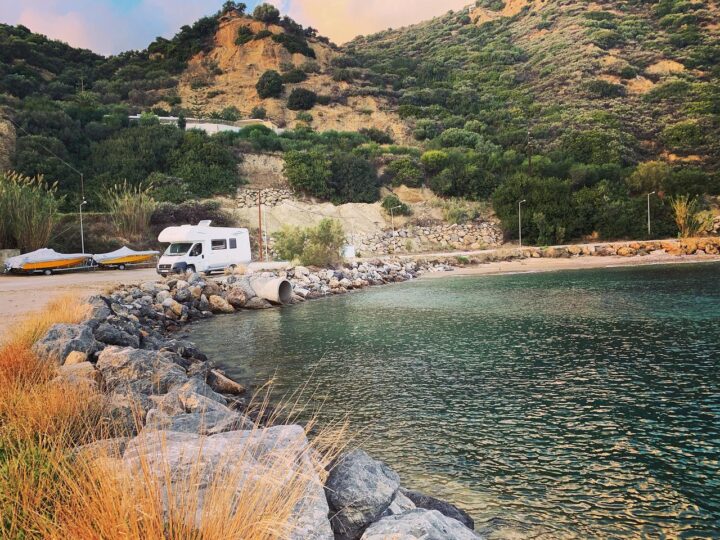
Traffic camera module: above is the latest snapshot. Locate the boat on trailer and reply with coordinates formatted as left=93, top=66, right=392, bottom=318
left=3, top=248, right=92, bottom=275
left=92, top=246, right=159, bottom=270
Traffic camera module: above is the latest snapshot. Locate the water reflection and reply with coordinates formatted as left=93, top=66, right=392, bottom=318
left=189, top=263, right=720, bottom=538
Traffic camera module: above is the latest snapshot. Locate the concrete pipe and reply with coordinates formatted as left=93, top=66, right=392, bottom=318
left=250, top=277, right=293, bottom=305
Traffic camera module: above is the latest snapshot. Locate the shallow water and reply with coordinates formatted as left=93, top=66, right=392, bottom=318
left=189, top=262, right=720, bottom=538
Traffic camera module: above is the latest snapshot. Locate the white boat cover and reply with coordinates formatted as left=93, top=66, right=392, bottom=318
left=3, top=248, right=90, bottom=269
left=92, top=246, right=159, bottom=263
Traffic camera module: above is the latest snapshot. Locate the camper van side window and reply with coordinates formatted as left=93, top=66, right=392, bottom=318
left=211, top=239, right=227, bottom=250
left=229, top=238, right=237, bottom=249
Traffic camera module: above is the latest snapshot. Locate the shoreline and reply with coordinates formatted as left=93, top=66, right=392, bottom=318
left=421, top=252, right=720, bottom=279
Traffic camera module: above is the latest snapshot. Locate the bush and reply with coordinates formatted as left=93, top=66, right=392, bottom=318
left=385, top=157, right=423, bottom=187
left=421, top=150, right=450, bottom=175
left=271, top=34, right=316, bottom=58
left=381, top=195, right=411, bottom=216
left=670, top=195, right=713, bottom=237
left=256, top=70, right=284, bottom=99
left=250, top=106, right=267, bottom=119
left=284, top=150, right=331, bottom=198
left=662, top=120, right=705, bottom=152
left=437, top=128, right=481, bottom=148
left=235, top=26, right=254, bottom=46
left=626, top=161, right=672, bottom=194
left=287, top=88, right=317, bottom=110
left=282, top=69, right=308, bottom=84
left=328, top=153, right=379, bottom=203
left=359, top=127, right=393, bottom=144
left=253, top=3, right=280, bottom=23
left=273, top=218, right=345, bottom=267
left=665, top=168, right=718, bottom=197
left=585, top=79, right=626, bottom=99
left=150, top=200, right=234, bottom=233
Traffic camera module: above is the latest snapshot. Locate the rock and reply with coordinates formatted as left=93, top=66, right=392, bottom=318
left=64, top=350, right=89, bottom=365
left=120, top=426, right=333, bottom=539
left=616, top=246, right=636, bottom=257
left=75, top=437, right=129, bottom=459
left=57, top=361, right=103, bottom=385
left=244, top=297, right=272, bottom=310
left=226, top=287, right=248, bottom=308
left=208, top=295, right=234, bottom=314
left=33, top=323, right=99, bottom=366
left=144, top=407, right=251, bottom=435
left=174, top=287, right=193, bottom=303
left=360, top=509, right=481, bottom=540
left=94, top=322, right=140, bottom=348
left=202, top=282, right=222, bottom=297
left=207, top=369, right=245, bottom=395
left=381, top=490, right=416, bottom=518
left=400, top=489, right=474, bottom=530
left=96, top=346, right=188, bottom=396
left=86, top=296, right=112, bottom=328
left=162, top=298, right=184, bottom=317
left=325, top=449, right=401, bottom=540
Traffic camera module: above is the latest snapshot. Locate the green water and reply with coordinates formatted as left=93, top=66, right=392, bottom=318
left=189, top=262, right=720, bottom=538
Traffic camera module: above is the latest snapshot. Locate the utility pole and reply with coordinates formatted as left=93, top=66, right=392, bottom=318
left=257, top=191, right=263, bottom=262
left=518, top=199, right=527, bottom=248
left=390, top=205, right=402, bottom=233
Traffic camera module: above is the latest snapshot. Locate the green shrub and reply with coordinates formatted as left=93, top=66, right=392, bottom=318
left=287, top=88, right=317, bottom=110
left=284, top=150, right=331, bottom=198
left=282, top=69, right=308, bottom=84
left=271, top=33, right=316, bottom=58
left=626, top=161, right=672, bottom=194
left=385, top=157, right=423, bottom=187
left=585, top=79, right=626, bottom=99
left=254, top=29, right=272, bottom=40
left=381, top=194, right=411, bottom=216
left=250, top=106, right=267, bottom=119
left=359, top=127, right=393, bottom=144
left=421, top=150, right=450, bottom=175
left=273, top=218, right=345, bottom=267
left=235, top=26, right=254, bottom=46
left=296, top=111, right=313, bottom=123
left=662, top=120, right=705, bottom=152
left=256, top=70, right=284, bottom=99
left=591, top=29, right=623, bottom=49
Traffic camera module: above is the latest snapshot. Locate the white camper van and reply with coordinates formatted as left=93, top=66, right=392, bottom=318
left=157, top=220, right=252, bottom=275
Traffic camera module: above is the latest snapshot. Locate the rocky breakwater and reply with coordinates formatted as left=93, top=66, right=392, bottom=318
left=32, top=261, right=480, bottom=539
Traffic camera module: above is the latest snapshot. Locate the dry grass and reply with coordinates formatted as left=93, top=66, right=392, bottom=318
left=0, top=297, right=348, bottom=540
left=3, top=294, right=90, bottom=349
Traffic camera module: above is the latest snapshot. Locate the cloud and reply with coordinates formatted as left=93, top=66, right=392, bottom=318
left=271, top=0, right=470, bottom=43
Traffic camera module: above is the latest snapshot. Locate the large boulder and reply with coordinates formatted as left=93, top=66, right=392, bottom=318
left=33, top=323, right=99, bottom=365
left=144, top=407, right=251, bottom=435
left=325, top=449, right=401, bottom=539
left=56, top=361, right=103, bottom=386
left=96, top=346, right=188, bottom=395
left=207, top=369, right=245, bottom=395
left=360, top=509, right=481, bottom=540
left=119, top=426, right=333, bottom=539
left=226, top=287, right=248, bottom=308
left=94, top=322, right=140, bottom=348
left=400, top=488, right=474, bottom=530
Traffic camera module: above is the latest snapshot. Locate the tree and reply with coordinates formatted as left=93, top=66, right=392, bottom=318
left=284, top=150, right=331, bottom=198
left=273, top=218, right=345, bottom=267
left=253, top=3, right=281, bottom=23
left=287, top=88, right=317, bottom=110
left=626, top=161, right=672, bottom=194
left=250, top=106, right=267, bottom=119
left=385, top=157, right=423, bottom=187
left=255, top=70, right=284, bottom=99
left=328, top=152, right=379, bottom=203
left=222, top=1, right=246, bottom=14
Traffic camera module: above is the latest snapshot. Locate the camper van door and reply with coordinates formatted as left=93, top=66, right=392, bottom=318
left=208, top=237, right=230, bottom=271
left=187, top=242, right=205, bottom=272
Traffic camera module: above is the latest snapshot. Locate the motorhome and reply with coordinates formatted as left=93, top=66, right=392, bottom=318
left=157, top=220, right=252, bottom=275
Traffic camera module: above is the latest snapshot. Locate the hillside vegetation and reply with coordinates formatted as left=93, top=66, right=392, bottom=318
left=0, top=0, right=718, bottom=244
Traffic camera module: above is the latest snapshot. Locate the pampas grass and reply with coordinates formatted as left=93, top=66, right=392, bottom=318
left=104, top=180, right=157, bottom=240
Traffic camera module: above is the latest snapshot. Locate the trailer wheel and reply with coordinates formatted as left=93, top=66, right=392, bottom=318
left=118, top=264, right=126, bottom=271
left=43, top=269, right=53, bottom=276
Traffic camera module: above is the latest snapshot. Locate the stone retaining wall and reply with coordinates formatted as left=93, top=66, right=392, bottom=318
left=235, top=187, right=293, bottom=209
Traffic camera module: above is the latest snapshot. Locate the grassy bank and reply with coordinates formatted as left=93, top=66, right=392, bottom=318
left=0, top=296, right=343, bottom=539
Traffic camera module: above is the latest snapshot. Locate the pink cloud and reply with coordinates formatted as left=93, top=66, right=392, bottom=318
left=18, top=9, right=93, bottom=50
left=272, top=0, right=471, bottom=43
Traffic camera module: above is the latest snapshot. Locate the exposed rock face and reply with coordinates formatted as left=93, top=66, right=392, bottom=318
left=360, top=509, right=482, bottom=540
left=325, top=449, right=402, bottom=540
left=32, top=323, right=99, bottom=365
left=119, top=426, right=334, bottom=539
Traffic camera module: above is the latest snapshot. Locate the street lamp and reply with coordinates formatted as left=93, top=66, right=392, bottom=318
left=518, top=199, right=527, bottom=247
left=389, top=205, right=402, bottom=233
left=647, top=191, right=656, bottom=237
left=79, top=198, right=87, bottom=254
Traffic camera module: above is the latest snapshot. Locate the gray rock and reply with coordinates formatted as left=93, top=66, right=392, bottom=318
left=244, top=297, right=272, bottom=310
left=174, top=287, right=193, bottom=303
left=86, top=296, right=112, bottom=329
left=94, top=322, right=140, bottom=348
left=207, top=369, right=245, bottom=395
left=325, top=449, right=401, bottom=540
left=361, top=509, right=482, bottom=540
left=400, top=488, right=474, bottom=530
left=226, top=286, right=247, bottom=308
left=145, top=407, right=251, bottom=435
left=33, top=323, right=99, bottom=365
left=96, top=346, right=188, bottom=396
left=75, top=437, right=129, bottom=459
left=119, top=426, right=333, bottom=539
left=381, top=490, right=416, bottom=518
left=57, top=361, right=103, bottom=385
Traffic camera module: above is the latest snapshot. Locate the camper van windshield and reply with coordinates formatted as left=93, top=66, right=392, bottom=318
left=165, top=243, right=193, bottom=256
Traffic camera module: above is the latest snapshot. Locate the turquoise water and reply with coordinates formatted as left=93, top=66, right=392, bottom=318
left=189, top=263, right=720, bottom=538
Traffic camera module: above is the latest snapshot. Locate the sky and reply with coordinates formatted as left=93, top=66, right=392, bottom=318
left=1, top=0, right=470, bottom=56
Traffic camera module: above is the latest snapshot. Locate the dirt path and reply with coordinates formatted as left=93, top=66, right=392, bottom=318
left=0, top=268, right=158, bottom=336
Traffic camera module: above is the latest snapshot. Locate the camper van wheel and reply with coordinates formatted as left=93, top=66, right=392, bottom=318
left=43, top=269, right=53, bottom=276
left=117, top=264, right=126, bottom=271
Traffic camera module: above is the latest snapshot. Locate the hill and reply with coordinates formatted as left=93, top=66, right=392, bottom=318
left=0, top=0, right=719, bottom=244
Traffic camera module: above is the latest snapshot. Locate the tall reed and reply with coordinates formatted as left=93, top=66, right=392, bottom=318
left=670, top=194, right=713, bottom=238
left=104, top=180, right=157, bottom=240
left=0, top=171, right=61, bottom=252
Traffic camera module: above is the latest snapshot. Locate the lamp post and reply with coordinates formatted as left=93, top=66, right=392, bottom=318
left=518, top=199, right=527, bottom=247
left=390, top=205, right=402, bottom=233
left=79, top=198, right=87, bottom=254
left=647, top=191, right=656, bottom=237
